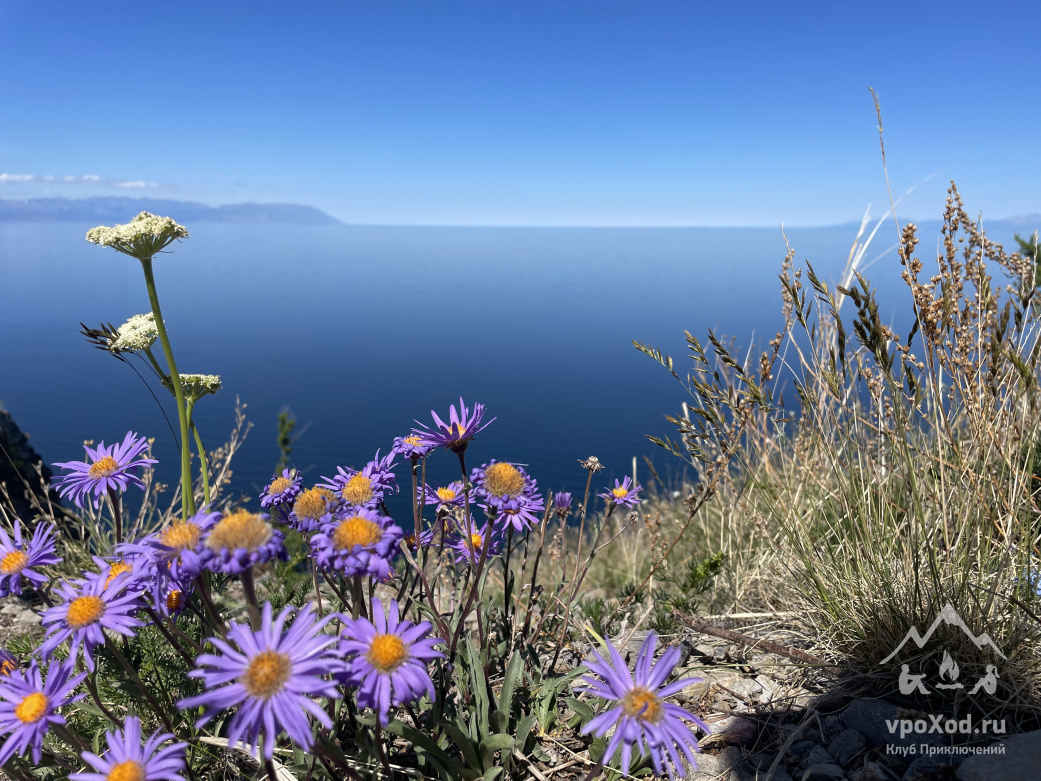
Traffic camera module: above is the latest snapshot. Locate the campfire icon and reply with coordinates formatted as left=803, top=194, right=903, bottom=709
left=934, top=650, right=963, bottom=691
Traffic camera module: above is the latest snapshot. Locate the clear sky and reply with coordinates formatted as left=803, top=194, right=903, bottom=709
left=1, top=1, right=1038, bottom=226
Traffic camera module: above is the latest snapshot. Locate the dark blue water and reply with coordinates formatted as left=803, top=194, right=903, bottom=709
left=1, top=221, right=1015, bottom=521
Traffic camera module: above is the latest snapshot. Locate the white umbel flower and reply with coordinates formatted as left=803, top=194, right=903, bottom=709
left=181, top=374, right=222, bottom=402
left=111, top=313, right=159, bottom=352
left=86, top=212, right=189, bottom=260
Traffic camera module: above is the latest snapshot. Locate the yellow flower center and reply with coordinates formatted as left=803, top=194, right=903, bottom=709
left=294, top=487, right=335, bottom=519
left=88, top=455, right=119, bottom=479
left=267, top=476, right=293, bottom=496
left=0, top=550, right=28, bottom=575
left=332, top=517, right=382, bottom=549
left=436, top=487, right=457, bottom=502
left=367, top=634, right=408, bottom=672
left=160, top=521, right=201, bottom=551
left=107, top=760, right=145, bottom=781
left=404, top=435, right=421, bottom=446
left=621, top=686, right=662, bottom=723
left=243, top=650, right=291, bottom=698
left=67, top=595, right=106, bottom=628
left=341, top=474, right=375, bottom=505
left=14, top=692, right=48, bottom=724
left=166, top=590, right=184, bottom=612
left=469, top=533, right=483, bottom=550
left=104, top=561, right=133, bottom=587
left=205, top=511, right=272, bottom=552
left=483, top=462, right=524, bottom=498
left=612, top=486, right=630, bottom=499
left=0, top=658, right=18, bottom=677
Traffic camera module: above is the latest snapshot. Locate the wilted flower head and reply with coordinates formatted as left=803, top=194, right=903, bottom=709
left=0, top=659, right=85, bottom=766
left=0, top=521, right=60, bottom=597
left=70, top=715, right=187, bottom=781
left=110, top=313, right=159, bottom=352
left=180, top=373, right=222, bottom=402
left=39, top=570, right=145, bottom=671
left=310, top=508, right=403, bottom=580
left=392, top=434, right=433, bottom=460
left=414, top=397, right=494, bottom=453
left=53, top=431, right=157, bottom=508
left=320, top=451, right=398, bottom=509
left=86, top=212, right=189, bottom=261
left=600, top=476, right=642, bottom=508
left=339, top=598, right=444, bottom=726
left=553, top=492, right=574, bottom=518
left=179, top=602, right=341, bottom=760
left=261, top=468, right=303, bottom=509
left=200, top=510, right=286, bottom=575
left=576, top=632, right=709, bottom=779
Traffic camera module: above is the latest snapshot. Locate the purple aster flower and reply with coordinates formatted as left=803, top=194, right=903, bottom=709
left=576, top=632, right=709, bottom=779
left=0, top=658, right=86, bottom=766
left=472, top=461, right=545, bottom=531
left=200, top=510, right=287, bottom=575
left=339, top=598, right=444, bottom=726
left=600, top=476, right=643, bottom=508
left=178, top=602, right=341, bottom=760
left=320, top=450, right=398, bottom=509
left=0, top=521, right=60, bottom=597
left=414, top=397, right=494, bottom=453
left=423, top=481, right=466, bottom=511
left=71, top=715, right=187, bottom=781
left=39, top=570, right=145, bottom=671
left=392, top=434, right=433, bottom=460
left=494, top=493, right=547, bottom=533
left=260, top=468, right=302, bottom=509
left=451, top=518, right=501, bottom=567
left=553, top=492, right=573, bottom=518
left=288, top=486, right=340, bottom=533
left=135, top=510, right=221, bottom=602
left=52, top=431, right=157, bottom=509
left=310, top=508, right=403, bottom=580
left=0, top=649, right=18, bottom=678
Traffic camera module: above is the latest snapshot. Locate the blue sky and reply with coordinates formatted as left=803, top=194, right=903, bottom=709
left=1, top=1, right=1038, bottom=226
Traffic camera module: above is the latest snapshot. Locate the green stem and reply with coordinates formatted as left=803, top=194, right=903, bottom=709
left=140, top=256, right=195, bottom=519
left=190, top=410, right=211, bottom=507
left=241, top=567, right=262, bottom=630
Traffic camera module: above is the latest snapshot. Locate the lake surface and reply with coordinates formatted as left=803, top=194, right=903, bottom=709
left=0, top=220, right=1019, bottom=521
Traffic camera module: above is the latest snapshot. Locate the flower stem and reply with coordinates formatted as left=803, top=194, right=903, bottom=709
left=190, top=411, right=211, bottom=507
left=241, top=566, right=262, bottom=630
left=106, top=485, right=123, bottom=544
left=140, top=256, right=195, bottom=519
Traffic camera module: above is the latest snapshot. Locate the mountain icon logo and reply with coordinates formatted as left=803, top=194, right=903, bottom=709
left=880, top=603, right=1007, bottom=665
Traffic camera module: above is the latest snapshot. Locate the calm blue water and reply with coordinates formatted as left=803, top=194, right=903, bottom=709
left=1, top=220, right=1014, bottom=520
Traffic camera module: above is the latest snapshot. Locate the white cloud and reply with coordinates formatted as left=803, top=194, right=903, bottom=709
left=1, top=173, right=160, bottom=188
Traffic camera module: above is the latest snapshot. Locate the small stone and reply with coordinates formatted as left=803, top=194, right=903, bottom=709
left=790, top=740, right=819, bottom=762
left=957, top=730, right=1041, bottom=781
left=824, top=715, right=845, bottom=736
left=801, top=764, right=846, bottom=781
left=802, top=746, right=834, bottom=769
left=709, top=716, right=759, bottom=747
left=727, top=677, right=767, bottom=702
left=828, top=730, right=866, bottom=767
left=755, top=674, right=776, bottom=704
left=842, top=698, right=942, bottom=751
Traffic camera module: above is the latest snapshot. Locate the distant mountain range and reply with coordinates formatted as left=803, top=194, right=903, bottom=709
left=0, top=197, right=341, bottom=225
